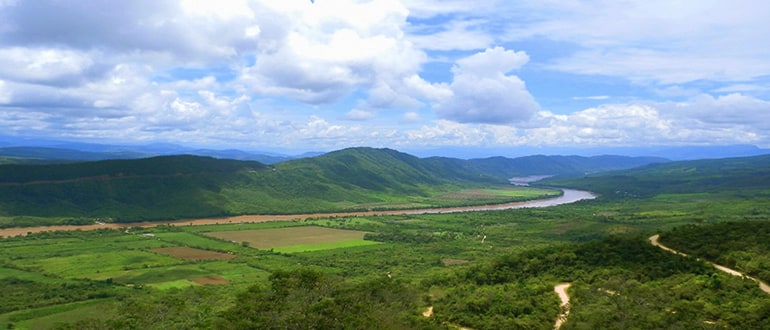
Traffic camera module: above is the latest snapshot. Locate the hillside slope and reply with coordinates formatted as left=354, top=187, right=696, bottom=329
left=546, top=154, right=770, bottom=198
left=421, top=154, right=667, bottom=182
left=0, top=147, right=669, bottom=225
left=0, top=148, right=505, bottom=224
left=0, top=155, right=269, bottom=222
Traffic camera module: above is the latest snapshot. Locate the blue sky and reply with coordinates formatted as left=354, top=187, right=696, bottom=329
left=0, top=0, right=769, bottom=154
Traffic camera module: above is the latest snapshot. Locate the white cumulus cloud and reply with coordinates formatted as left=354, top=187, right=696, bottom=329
left=236, top=0, right=425, bottom=104
left=434, top=47, right=539, bottom=124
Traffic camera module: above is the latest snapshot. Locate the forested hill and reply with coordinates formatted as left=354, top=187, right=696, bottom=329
left=275, top=147, right=500, bottom=189
left=0, top=147, right=666, bottom=225
left=546, top=154, right=770, bottom=197
left=0, top=155, right=267, bottom=184
left=0, top=148, right=502, bottom=224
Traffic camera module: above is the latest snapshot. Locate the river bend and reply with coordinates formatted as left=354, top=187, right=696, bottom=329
left=0, top=188, right=595, bottom=237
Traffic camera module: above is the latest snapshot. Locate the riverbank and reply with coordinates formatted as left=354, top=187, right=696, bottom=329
left=0, top=189, right=595, bottom=237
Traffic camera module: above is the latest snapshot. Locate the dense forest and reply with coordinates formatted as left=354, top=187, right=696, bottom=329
left=660, top=222, right=770, bottom=283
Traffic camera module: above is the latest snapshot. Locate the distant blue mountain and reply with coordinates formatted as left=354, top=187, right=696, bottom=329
left=0, top=147, right=146, bottom=162
left=0, top=136, right=766, bottom=163
left=406, top=144, right=769, bottom=160
left=0, top=143, right=303, bottom=164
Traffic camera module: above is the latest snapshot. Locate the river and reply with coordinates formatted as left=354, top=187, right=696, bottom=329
left=0, top=188, right=595, bottom=237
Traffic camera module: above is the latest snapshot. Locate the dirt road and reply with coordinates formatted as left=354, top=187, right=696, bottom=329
left=0, top=189, right=595, bottom=237
left=553, top=283, right=572, bottom=329
left=649, top=234, right=770, bottom=294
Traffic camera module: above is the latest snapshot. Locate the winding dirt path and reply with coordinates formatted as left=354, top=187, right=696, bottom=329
left=649, top=234, right=770, bottom=294
left=0, top=189, right=595, bottom=237
left=553, top=283, right=572, bottom=329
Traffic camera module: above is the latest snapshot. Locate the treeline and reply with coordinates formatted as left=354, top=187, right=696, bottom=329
left=364, top=230, right=461, bottom=244
left=661, top=221, right=770, bottom=283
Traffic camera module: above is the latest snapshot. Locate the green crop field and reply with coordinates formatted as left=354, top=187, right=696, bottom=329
left=272, top=239, right=381, bottom=253
left=152, top=247, right=236, bottom=260
left=202, top=226, right=371, bottom=250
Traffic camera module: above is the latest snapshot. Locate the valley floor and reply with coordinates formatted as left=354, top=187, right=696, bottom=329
left=0, top=189, right=594, bottom=237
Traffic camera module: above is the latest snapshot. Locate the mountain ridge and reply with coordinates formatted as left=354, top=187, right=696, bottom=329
left=1, top=138, right=767, bottom=163
left=0, top=147, right=667, bottom=226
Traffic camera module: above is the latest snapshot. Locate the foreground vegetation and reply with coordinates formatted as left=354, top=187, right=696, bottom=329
left=1, top=153, right=769, bottom=328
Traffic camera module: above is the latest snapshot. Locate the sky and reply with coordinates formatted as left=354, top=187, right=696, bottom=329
left=1, top=0, right=769, bottom=155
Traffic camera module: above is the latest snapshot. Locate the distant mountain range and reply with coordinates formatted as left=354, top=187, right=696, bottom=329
left=0, top=137, right=767, bottom=164
left=0, top=145, right=305, bottom=165
left=406, top=144, right=770, bottom=161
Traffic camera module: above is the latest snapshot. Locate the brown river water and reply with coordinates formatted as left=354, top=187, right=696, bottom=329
left=0, top=189, right=595, bottom=237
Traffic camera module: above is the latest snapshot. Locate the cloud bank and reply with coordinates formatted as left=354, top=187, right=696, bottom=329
left=0, top=0, right=768, bottom=151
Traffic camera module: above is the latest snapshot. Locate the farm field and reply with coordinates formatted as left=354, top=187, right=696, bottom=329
left=203, top=226, right=377, bottom=252
left=152, top=247, right=236, bottom=261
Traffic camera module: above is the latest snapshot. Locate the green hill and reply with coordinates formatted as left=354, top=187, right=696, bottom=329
left=0, top=148, right=509, bottom=225
left=420, top=154, right=667, bottom=183
left=547, top=154, right=770, bottom=198
left=0, top=154, right=267, bottom=183
left=0, top=147, right=669, bottom=226
left=0, top=155, right=269, bottom=222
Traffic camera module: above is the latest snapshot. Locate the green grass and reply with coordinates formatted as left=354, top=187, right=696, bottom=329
left=148, top=279, right=198, bottom=290
left=0, top=298, right=119, bottom=329
left=202, top=226, right=370, bottom=250
left=273, top=239, right=381, bottom=253
left=0, top=267, right=63, bottom=283
left=200, top=261, right=271, bottom=284
left=154, top=232, right=241, bottom=252
left=26, top=250, right=182, bottom=279
left=118, top=265, right=211, bottom=284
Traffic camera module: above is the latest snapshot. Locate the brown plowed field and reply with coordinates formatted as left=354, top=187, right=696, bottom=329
left=192, top=276, right=229, bottom=285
